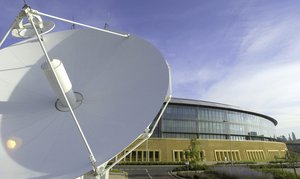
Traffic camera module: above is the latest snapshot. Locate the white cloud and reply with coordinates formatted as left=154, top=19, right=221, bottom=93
left=171, top=63, right=229, bottom=99
left=202, top=18, right=300, bottom=137
left=241, top=22, right=285, bottom=55
left=204, top=60, right=300, bottom=109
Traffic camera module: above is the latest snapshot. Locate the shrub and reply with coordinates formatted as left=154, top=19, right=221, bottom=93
left=259, top=168, right=300, bottom=179
left=210, top=166, right=273, bottom=179
left=116, top=161, right=185, bottom=165
left=269, top=160, right=288, bottom=164
left=190, top=164, right=209, bottom=170
left=216, top=161, right=257, bottom=165
left=172, top=164, right=208, bottom=172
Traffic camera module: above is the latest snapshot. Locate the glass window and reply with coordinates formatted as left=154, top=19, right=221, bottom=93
left=125, top=151, right=130, bottom=161
left=143, top=151, right=147, bottom=161
left=159, top=104, right=276, bottom=141
left=131, top=151, right=137, bottom=161
left=137, top=151, right=142, bottom=161
left=155, top=151, right=160, bottom=161
left=149, top=151, right=154, bottom=161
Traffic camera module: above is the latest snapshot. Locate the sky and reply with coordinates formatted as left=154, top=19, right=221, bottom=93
left=1, top=0, right=300, bottom=138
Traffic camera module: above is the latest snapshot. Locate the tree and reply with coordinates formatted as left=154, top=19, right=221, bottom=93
left=292, top=132, right=297, bottom=141
left=185, top=138, right=201, bottom=165
left=288, top=134, right=292, bottom=141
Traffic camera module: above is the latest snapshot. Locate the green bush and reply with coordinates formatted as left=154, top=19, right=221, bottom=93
left=260, top=168, right=300, bottom=179
left=210, top=166, right=273, bottom=179
left=176, top=171, right=193, bottom=179
left=173, top=164, right=208, bottom=171
left=269, top=160, right=288, bottom=164
left=176, top=165, right=300, bottom=179
left=190, top=164, right=209, bottom=170
left=216, top=161, right=257, bottom=165
left=250, top=164, right=286, bottom=169
left=116, top=161, right=185, bottom=165
left=233, top=161, right=257, bottom=165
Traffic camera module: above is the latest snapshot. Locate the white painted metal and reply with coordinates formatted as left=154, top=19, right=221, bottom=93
left=31, top=9, right=129, bottom=38
left=0, top=21, right=16, bottom=48
left=104, top=93, right=172, bottom=174
left=103, top=62, right=172, bottom=174
left=11, top=21, right=55, bottom=39
left=27, top=10, right=100, bottom=176
left=1, top=5, right=128, bottom=48
left=0, top=28, right=169, bottom=178
left=0, top=7, right=25, bottom=48
left=41, top=59, right=78, bottom=108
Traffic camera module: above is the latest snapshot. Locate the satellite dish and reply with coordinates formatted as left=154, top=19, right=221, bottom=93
left=0, top=28, right=169, bottom=178
left=11, top=21, right=55, bottom=38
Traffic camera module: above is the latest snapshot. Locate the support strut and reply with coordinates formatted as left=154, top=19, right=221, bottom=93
left=24, top=6, right=100, bottom=175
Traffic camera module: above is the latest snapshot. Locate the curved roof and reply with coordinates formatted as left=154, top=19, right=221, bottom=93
left=170, top=98, right=278, bottom=126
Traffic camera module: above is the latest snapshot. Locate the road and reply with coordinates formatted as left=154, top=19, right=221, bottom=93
left=113, top=165, right=180, bottom=179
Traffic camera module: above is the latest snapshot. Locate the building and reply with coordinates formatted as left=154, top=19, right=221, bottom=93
left=118, top=98, right=287, bottom=163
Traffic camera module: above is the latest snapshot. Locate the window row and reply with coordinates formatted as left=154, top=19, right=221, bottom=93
left=162, top=133, right=274, bottom=141
left=214, top=150, right=241, bottom=161
left=164, top=105, right=274, bottom=128
left=172, top=150, right=205, bottom=162
left=124, top=150, right=160, bottom=162
left=246, top=150, right=265, bottom=161
left=161, top=119, right=275, bottom=138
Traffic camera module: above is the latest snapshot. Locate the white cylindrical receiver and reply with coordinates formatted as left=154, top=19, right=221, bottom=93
left=41, top=59, right=77, bottom=108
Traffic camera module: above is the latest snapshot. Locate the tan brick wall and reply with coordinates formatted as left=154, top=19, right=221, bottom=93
left=120, top=138, right=287, bottom=162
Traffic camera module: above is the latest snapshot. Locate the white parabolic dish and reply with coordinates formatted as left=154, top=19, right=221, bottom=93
left=0, top=29, right=169, bottom=178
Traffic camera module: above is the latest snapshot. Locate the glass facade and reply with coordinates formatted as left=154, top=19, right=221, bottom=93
left=152, top=100, right=276, bottom=141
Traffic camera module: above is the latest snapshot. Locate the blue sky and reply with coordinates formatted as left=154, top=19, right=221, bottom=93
left=1, top=0, right=300, bottom=138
